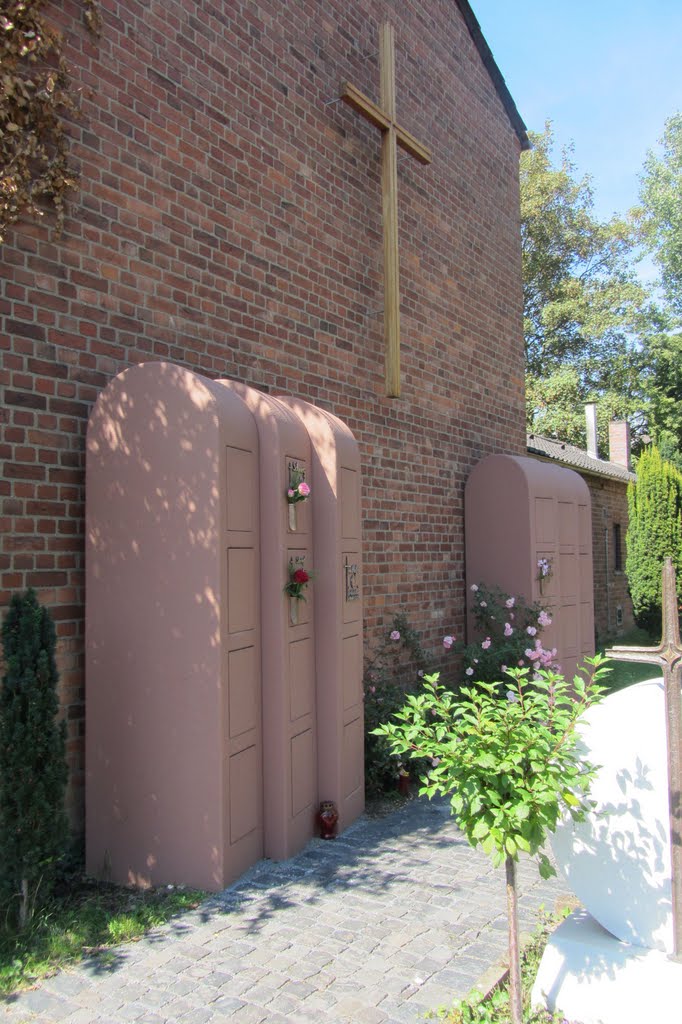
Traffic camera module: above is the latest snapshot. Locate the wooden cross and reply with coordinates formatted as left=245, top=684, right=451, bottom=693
left=607, top=557, right=682, bottom=960
left=341, top=22, right=432, bottom=398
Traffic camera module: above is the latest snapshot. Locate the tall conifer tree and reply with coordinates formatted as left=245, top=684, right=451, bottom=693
left=626, top=448, right=682, bottom=634
left=0, top=590, right=68, bottom=928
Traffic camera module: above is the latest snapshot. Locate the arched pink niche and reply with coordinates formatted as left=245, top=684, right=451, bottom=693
left=86, top=363, right=364, bottom=891
left=465, top=455, right=594, bottom=680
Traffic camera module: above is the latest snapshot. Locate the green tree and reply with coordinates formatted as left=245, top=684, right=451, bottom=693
left=638, top=112, right=682, bottom=315
left=521, top=123, right=646, bottom=381
left=0, top=590, right=68, bottom=928
left=639, top=327, right=682, bottom=471
left=374, top=659, right=609, bottom=1024
left=526, top=364, right=644, bottom=455
left=626, top=447, right=682, bottom=635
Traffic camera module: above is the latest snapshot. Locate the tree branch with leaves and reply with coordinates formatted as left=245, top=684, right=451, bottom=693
left=0, top=0, right=100, bottom=242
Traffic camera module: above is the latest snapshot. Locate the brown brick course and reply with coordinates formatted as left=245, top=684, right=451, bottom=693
left=1, top=0, right=527, bottom=830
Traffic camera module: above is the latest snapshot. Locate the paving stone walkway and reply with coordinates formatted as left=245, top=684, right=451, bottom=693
left=1, top=797, right=573, bottom=1024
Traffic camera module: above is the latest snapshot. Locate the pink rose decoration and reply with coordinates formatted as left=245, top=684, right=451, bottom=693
left=390, top=630, right=401, bottom=641
left=298, top=481, right=310, bottom=497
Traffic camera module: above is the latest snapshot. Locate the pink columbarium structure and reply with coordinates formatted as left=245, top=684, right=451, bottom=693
left=465, top=454, right=595, bottom=680
left=86, top=362, right=363, bottom=891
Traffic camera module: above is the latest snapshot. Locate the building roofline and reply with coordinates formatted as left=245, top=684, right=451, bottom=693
left=527, top=434, right=637, bottom=484
left=455, top=1, right=530, bottom=151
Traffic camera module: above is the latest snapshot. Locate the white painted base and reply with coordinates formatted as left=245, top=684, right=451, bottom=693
left=532, top=910, right=682, bottom=1024
left=550, top=678, right=673, bottom=952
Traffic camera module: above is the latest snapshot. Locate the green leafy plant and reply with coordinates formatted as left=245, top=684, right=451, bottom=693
left=626, top=445, right=682, bottom=635
left=0, top=589, right=68, bottom=929
left=363, top=614, right=438, bottom=799
left=374, top=656, right=609, bottom=1024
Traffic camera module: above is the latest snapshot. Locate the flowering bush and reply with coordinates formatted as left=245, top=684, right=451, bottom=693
left=286, top=467, right=310, bottom=505
left=463, top=583, right=557, bottom=686
left=363, top=614, right=450, bottom=798
left=283, top=559, right=315, bottom=600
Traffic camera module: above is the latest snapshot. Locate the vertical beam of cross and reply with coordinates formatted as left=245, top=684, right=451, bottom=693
left=341, top=23, right=432, bottom=398
left=607, top=557, right=682, bottom=960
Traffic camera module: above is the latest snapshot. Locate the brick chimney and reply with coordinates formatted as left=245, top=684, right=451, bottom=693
left=609, top=420, right=631, bottom=470
left=585, top=403, right=599, bottom=459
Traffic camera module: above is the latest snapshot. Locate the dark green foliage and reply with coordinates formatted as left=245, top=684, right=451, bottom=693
left=626, top=447, right=682, bottom=634
left=0, top=589, right=68, bottom=928
left=363, top=614, right=436, bottom=798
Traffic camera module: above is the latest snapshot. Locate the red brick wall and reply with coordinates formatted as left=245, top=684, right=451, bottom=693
left=1, top=0, right=527, bottom=828
left=584, top=475, right=635, bottom=644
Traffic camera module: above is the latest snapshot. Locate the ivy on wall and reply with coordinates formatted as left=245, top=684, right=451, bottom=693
left=0, top=0, right=100, bottom=242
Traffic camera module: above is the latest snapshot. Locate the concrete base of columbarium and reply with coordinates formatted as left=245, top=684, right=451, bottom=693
left=532, top=909, right=682, bottom=1024
left=531, top=678, right=682, bottom=1023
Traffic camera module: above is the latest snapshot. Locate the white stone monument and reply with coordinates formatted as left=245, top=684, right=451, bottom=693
left=532, top=560, right=682, bottom=1023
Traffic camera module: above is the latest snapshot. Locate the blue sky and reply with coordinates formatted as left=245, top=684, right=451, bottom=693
left=472, top=1, right=682, bottom=225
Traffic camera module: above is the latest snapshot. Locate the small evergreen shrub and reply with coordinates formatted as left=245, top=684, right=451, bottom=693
left=626, top=446, right=682, bottom=635
left=0, top=589, right=68, bottom=929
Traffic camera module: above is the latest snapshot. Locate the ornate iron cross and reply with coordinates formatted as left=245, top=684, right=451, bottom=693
left=341, top=23, right=432, bottom=398
left=607, top=557, right=682, bottom=960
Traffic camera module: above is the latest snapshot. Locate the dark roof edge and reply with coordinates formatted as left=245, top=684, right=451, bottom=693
left=455, top=0, right=531, bottom=151
left=527, top=440, right=637, bottom=484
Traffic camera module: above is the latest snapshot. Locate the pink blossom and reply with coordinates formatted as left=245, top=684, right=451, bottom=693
left=518, top=660, right=525, bottom=666
left=538, top=610, right=552, bottom=627
left=443, top=634, right=455, bottom=649
left=506, top=690, right=519, bottom=703
left=526, top=626, right=537, bottom=636
left=298, top=481, right=310, bottom=497
left=470, top=584, right=479, bottom=592
left=369, top=685, right=376, bottom=694
left=287, top=488, right=295, bottom=498
left=504, top=623, right=513, bottom=637
left=465, top=667, right=474, bottom=676
left=505, top=597, right=516, bottom=608
left=525, top=648, right=533, bottom=658
left=501, top=664, right=508, bottom=672
left=390, top=630, right=401, bottom=641
left=431, top=757, right=441, bottom=766
left=481, top=637, right=491, bottom=650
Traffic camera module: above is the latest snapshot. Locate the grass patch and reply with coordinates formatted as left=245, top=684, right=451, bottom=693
left=0, top=874, right=205, bottom=996
left=599, top=626, right=662, bottom=695
left=427, top=908, right=577, bottom=1023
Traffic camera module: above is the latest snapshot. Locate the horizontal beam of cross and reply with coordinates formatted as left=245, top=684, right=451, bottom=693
left=340, top=82, right=432, bottom=165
